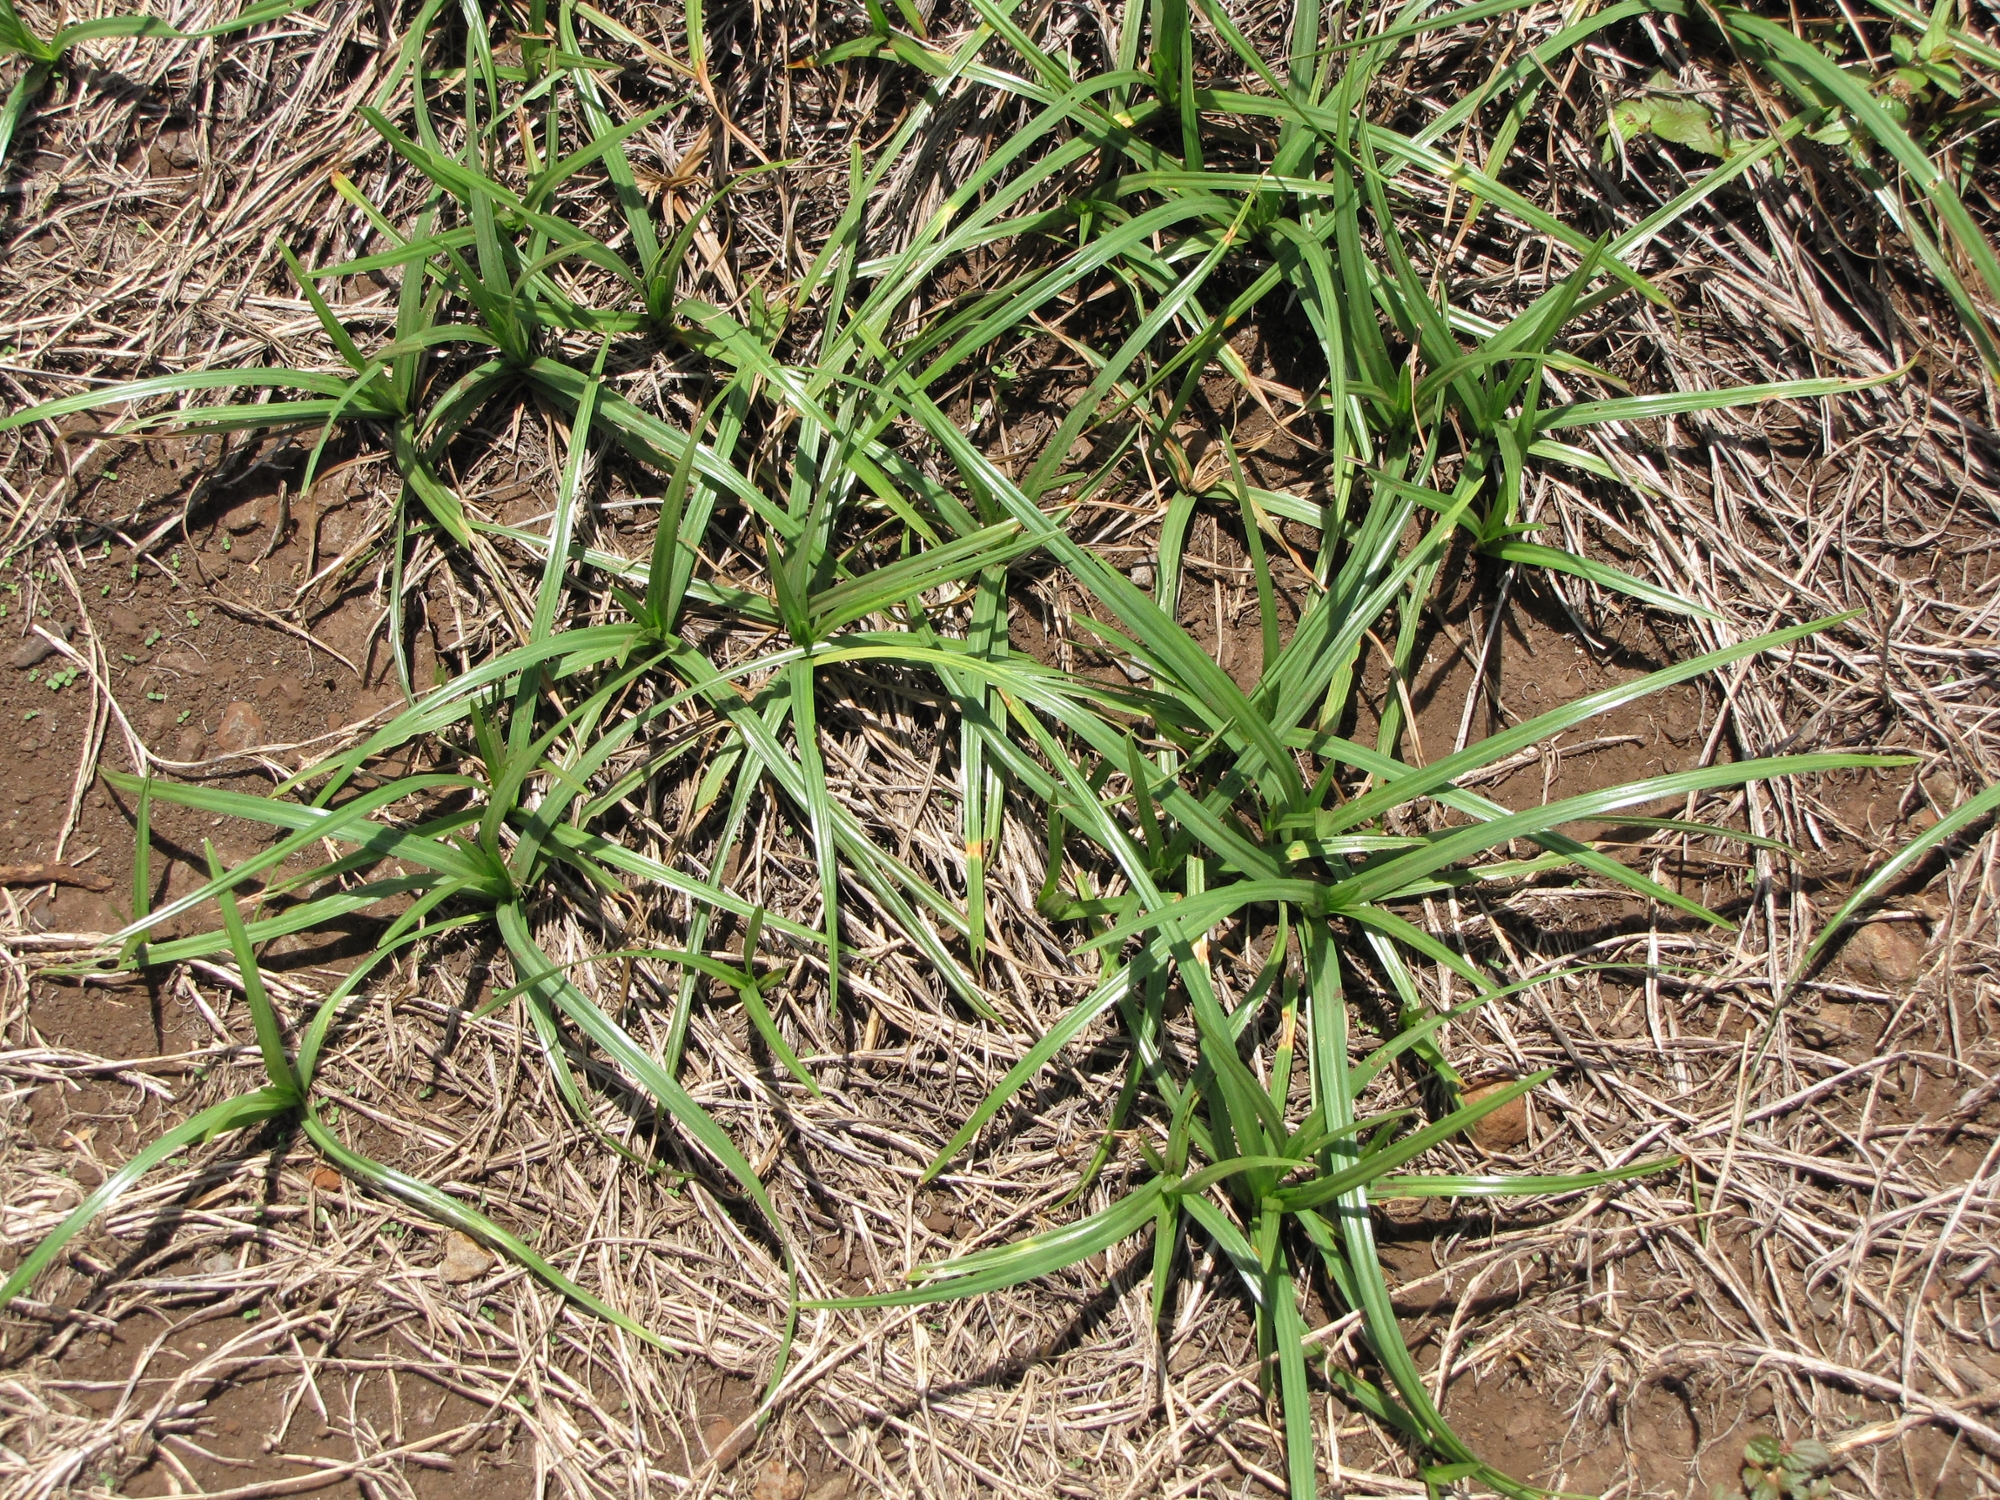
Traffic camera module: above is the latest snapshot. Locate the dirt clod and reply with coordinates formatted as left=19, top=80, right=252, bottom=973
left=438, top=1230, right=493, bottom=1283
left=1843, top=920, right=1928, bottom=986
left=750, top=1459, right=806, bottom=1500
left=1465, top=1082, right=1530, bottom=1152
left=11, top=624, right=69, bottom=668
left=214, top=700, right=266, bottom=753
left=703, top=1416, right=752, bottom=1469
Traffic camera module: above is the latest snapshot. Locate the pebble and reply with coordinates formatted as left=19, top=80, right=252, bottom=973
left=438, top=1229, right=493, bottom=1284
left=1464, top=1081, right=1530, bottom=1152
left=214, top=701, right=266, bottom=754
left=257, top=675, right=305, bottom=708
left=750, top=1459, right=806, bottom=1500
left=173, top=726, right=206, bottom=761
left=1844, top=919, right=1927, bottom=986
left=702, top=1416, right=752, bottom=1470
left=11, top=622, right=70, bottom=669
left=156, top=649, right=208, bottom=677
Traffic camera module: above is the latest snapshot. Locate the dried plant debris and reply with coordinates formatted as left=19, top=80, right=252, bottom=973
left=1, top=0, right=1998, bottom=1496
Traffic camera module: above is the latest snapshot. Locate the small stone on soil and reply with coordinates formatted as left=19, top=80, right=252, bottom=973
left=750, top=1458, right=806, bottom=1500
left=257, top=675, right=305, bottom=708
left=438, top=1230, right=493, bottom=1284
left=1464, top=1081, right=1530, bottom=1152
left=214, top=701, right=266, bottom=753
left=1844, top=919, right=1927, bottom=986
left=173, top=727, right=206, bottom=761
left=11, top=623, right=70, bottom=668
left=703, top=1416, right=753, bottom=1468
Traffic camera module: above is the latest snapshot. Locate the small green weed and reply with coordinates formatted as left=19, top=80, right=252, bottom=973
left=1718, top=1435, right=1836, bottom=1500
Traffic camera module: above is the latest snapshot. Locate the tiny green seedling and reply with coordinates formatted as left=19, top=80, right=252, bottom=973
left=1605, top=71, right=1732, bottom=160
left=1717, top=1435, right=1835, bottom=1500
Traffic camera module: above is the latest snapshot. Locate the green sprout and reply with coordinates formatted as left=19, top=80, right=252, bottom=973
left=1718, top=1435, right=1836, bottom=1500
